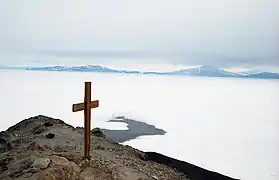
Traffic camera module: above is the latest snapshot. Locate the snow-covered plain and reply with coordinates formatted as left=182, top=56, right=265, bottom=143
left=0, top=70, right=278, bottom=180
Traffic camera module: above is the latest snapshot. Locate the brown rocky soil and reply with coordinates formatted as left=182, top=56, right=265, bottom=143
left=0, top=115, right=240, bottom=180
left=0, top=115, right=189, bottom=180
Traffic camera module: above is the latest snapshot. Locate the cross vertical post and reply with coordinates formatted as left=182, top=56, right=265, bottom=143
left=72, top=82, right=99, bottom=160
left=84, top=82, right=91, bottom=160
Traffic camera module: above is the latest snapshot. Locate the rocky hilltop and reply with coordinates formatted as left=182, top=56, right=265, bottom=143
left=0, top=115, right=239, bottom=180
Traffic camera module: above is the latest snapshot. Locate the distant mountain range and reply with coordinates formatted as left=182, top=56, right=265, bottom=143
left=167, top=66, right=279, bottom=79
left=1, top=65, right=279, bottom=79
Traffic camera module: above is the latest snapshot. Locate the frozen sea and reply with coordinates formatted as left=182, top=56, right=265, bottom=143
left=0, top=70, right=278, bottom=180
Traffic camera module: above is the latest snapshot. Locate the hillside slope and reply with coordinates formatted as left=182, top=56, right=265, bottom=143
left=0, top=115, right=239, bottom=180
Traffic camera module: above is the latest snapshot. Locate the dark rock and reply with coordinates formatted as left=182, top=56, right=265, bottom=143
left=46, top=133, right=55, bottom=139
left=44, top=122, right=53, bottom=127
left=7, top=116, right=42, bottom=133
left=137, top=153, right=147, bottom=161
left=0, top=141, right=12, bottom=153
left=95, top=145, right=106, bottom=150
left=0, top=131, right=11, bottom=139
left=32, top=124, right=46, bottom=134
left=0, top=157, right=14, bottom=173
left=0, top=138, right=7, bottom=145
left=53, top=144, right=75, bottom=152
left=8, top=156, right=35, bottom=178
left=0, top=162, right=8, bottom=173
left=92, top=128, right=106, bottom=138
left=0, top=132, right=12, bottom=153
left=11, top=138, right=28, bottom=149
left=145, top=152, right=240, bottom=180
left=76, top=127, right=84, bottom=134
left=7, top=115, right=74, bottom=134
left=26, top=141, right=50, bottom=151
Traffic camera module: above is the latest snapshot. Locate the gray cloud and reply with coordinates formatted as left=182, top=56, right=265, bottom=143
left=0, top=0, right=279, bottom=69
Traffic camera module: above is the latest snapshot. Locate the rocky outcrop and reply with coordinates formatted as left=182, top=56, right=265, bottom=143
left=0, top=115, right=239, bottom=180
left=0, top=115, right=187, bottom=180
left=92, top=128, right=106, bottom=138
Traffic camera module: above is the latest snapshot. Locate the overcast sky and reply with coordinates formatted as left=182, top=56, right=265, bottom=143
left=0, top=0, right=278, bottom=70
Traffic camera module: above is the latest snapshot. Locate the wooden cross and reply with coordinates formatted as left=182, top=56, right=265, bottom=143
left=72, top=82, right=99, bottom=160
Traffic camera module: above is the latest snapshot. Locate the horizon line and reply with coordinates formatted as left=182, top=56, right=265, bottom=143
left=1, top=64, right=277, bottom=74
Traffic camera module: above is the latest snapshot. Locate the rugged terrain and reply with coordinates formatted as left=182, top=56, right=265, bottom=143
left=0, top=115, right=239, bottom=180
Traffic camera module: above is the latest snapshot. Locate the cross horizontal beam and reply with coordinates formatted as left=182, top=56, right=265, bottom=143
left=72, top=100, right=99, bottom=112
